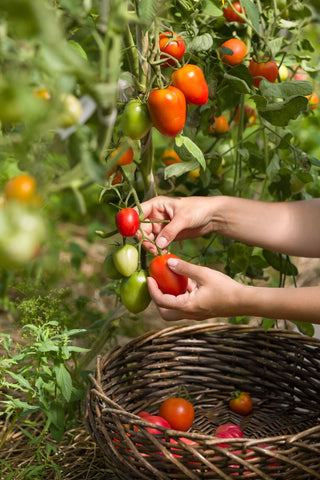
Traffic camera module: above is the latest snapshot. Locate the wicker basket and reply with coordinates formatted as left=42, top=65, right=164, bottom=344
left=85, top=323, right=320, bottom=479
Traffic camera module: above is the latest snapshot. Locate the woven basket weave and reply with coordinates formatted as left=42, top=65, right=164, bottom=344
left=85, top=324, right=320, bottom=479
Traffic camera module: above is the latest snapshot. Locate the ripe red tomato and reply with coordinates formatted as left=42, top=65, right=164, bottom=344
left=248, top=59, right=279, bottom=87
left=171, top=65, right=209, bottom=105
left=229, top=391, right=253, bottom=415
left=115, top=208, right=140, bottom=237
left=159, top=398, right=194, bottom=431
left=144, top=415, right=172, bottom=434
left=159, top=31, right=185, bottom=67
left=223, top=1, right=246, bottom=23
left=149, top=253, right=188, bottom=296
left=215, top=423, right=243, bottom=447
left=147, top=86, right=186, bottom=137
left=4, top=174, right=36, bottom=203
left=219, top=39, right=247, bottom=66
left=213, top=115, right=229, bottom=134
left=159, top=148, right=182, bottom=166
left=308, top=92, right=319, bottom=110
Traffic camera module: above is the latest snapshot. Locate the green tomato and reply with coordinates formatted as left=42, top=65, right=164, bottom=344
left=278, top=65, right=289, bottom=82
left=103, top=252, right=123, bottom=279
left=58, top=93, right=82, bottom=128
left=112, top=244, right=138, bottom=277
left=120, top=270, right=151, bottom=313
left=120, top=99, right=152, bottom=140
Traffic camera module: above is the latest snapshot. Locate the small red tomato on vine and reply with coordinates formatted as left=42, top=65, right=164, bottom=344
left=4, top=174, right=36, bottom=203
left=307, top=92, right=319, bottom=110
left=171, top=65, right=209, bottom=105
left=248, top=59, right=279, bottom=88
left=116, top=207, right=140, bottom=237
left=159, top=31, right=185, bottom=67
left=147, top=86, right=186, bottom=137
left=213, top=115, right=229, bottom=134
left=159, top=397, right=194, bottom=431
left=223, top=1, right=246, bottom=23
left=149, top=253, right=188, bottom=296
left=229, top=391, right=253, bottom=415
left=160, top=148, right=182, bottom=166
left=220, top=39, right=247, bottom=66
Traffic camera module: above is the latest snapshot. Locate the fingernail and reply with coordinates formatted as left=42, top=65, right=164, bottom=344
left=167, top=258, right=178, bottom=268
left=156, top=237, right=167, bottom=249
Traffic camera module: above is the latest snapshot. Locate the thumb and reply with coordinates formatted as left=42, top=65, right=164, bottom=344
left=155, top=216, right=186, bottom=250
left=167, top=257, right=207, bottom=284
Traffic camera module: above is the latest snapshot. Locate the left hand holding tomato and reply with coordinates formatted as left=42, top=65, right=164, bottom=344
left=147, top=256, right=246, bottom=321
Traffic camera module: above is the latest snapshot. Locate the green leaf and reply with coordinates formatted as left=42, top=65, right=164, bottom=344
left=262, top=318, right=277, bottom=331
left=294, top=321, right=314, bottom=337
left=7, top=372, right=33, bottom=391
left=263, top=250, right=298, bottom=276
left=309, top=157, right=320, bottom=168
left=188, top=33, right=213, bottom=52
left=164, top=159, right=199, bottom=179
left=174, top=135, right=206, bottom=170
left=224, top=73, right=251, bottom=94
left=240, top=0, right=260, bottom=32
left=54, top=363, right=72, bottom=402
left=68, top=40, right=88, bottom=61
left=202, top=0, right=222, bottom=16
left=258, top=95, right=308, bottom=127
left=259, top=81, right=312, bottom=99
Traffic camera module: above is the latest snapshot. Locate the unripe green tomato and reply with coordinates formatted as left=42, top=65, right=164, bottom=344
left=103, top=252, right=123, bottom=280
left=290, top=174, right=307, bottom=194
left=58, top=93, right=82, bottom=128
left=120, top=270, right=151, bottom=313
left=278, top=65, right=289, bottom=81
left=112, top=244, right=138, bottom=277
left=121, top=99, right=152, bottom=139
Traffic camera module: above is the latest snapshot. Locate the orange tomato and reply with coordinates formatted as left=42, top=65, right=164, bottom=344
left=219, top=38, right=247, bottom=66
left=160, top=148, right=182, bottom=166
left=4, top=174, right=36, bottom=203
left=307, top=92, right=319, bottom=110
left=213, top=115, right=229, bottom=134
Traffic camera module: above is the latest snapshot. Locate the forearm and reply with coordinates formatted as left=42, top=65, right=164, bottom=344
left=211, top=196, right=320, bottom=257
left=238, top=285, right=320, bottom=324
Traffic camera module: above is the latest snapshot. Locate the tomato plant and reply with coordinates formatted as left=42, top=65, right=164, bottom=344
left=116, top=207, right=140, bottom=237
left=120, top=99, right=152, bottom=139
left=120, top=270, right=151, bottom=313
left=159, top=397, right=194, bottom=431
left=171, top=65, right=209, bottom=105
left=159, top=31, right=185, bottom=67
left=229, top=391, right=253, bottom=415
left=219, top=39, right=247, bottom=66
left=4, top=174, right=36, bottom=203
left=149, top=253, right=188, bottom=296
left=112, top=245, right=138, bottom=277
left=147, top=86, right=186, bottom=137
left=223, top=1, right=246, bottom=23
left=248, top=59, right=279, bottom=88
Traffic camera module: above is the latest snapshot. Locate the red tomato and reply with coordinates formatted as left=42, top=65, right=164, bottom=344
left=159, top=148, right=182, bottom=166
left=149, top=253, right=188, bottom=296
left=159, top=31, right=185, bottom=67
left=308, top=92, right=319, bottom=110
left=159, top=398, right=194, bottom=431
left=4, top=174, right=36, bottom=203
left=144, top=415, right=172, bottom=434
left=137, top=411, right=151, bottom=419
left=171, top=65, right=209, bottom=105
left=215, top=423, right=243, bottom=447
left=115, top=208, right=140, bottom=237
left=248, top=59, right=279, bottom=87
left=223, top=1, right=246, bottom=22
left=220, top=39, right=247, bottom=66
left=213, top=115, right=229, bottom=134
left=229, top=391, right=253, bottom=415
left=147, top=86, right=186, bottom=137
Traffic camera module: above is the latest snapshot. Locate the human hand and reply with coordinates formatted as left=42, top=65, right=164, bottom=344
left=147, top=256, right=245, bottom=321
left=136, top=195, right=215, bottom=254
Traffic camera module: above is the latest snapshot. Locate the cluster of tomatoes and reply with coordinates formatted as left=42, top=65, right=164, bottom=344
left=107, top=205, right=189, bottom=314
left=0, top=174, right=46, bottom=269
